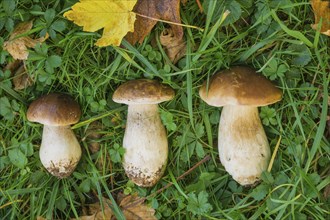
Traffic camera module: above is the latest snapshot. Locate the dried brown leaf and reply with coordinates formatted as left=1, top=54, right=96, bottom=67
left=160, top=28, right=186, bottom=64
left=3, top=60, right=22, bottom=72
left=311, top=0, right=330, bottom=36
left=125, top=0, right=183, bottom=45
left=84, top=121, right=111, bottom=172
left=71, top=197, right=114, bottom=220
left=78, top=216, right=97, bottom=220
left=70, top=194, right=156, bottom=220
left=181, top=0, right=188, bottom=5
left=13, top=64, right=33, bottom=90
left=119, top=193, right=157, bottom=220
left=86, top=121, right=103, bottom=153
left=4, top=60, right=33, bottom=90
left=3, top=21, right=47, bottom=60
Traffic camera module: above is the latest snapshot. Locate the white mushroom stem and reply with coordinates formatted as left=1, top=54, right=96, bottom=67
left=40, top=125, right=82, bottom=178
left=123, top=104, right=168, bottom=187
left=218, top=105, right=271, bottom=185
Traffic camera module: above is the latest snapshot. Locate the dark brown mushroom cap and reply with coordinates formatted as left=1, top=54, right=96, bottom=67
left=27, top=93, right=81, bottom=126
left=112, top=79, right=175, bottom=105
left=199, top=66, right=282, bottom=107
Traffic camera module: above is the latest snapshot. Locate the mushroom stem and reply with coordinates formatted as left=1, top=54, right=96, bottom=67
left=218, top=105, right=271, bottom=185
left=123, top=104, right=168, bottom=187
left=40, top=125, right=82, bottom=178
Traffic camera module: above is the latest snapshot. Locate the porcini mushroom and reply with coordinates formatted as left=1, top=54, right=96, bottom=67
left=199, top=66, right=282, bottom=185
left=112, top=79, right=174, bottom=187
left=27, top=93, right=82, bottom=178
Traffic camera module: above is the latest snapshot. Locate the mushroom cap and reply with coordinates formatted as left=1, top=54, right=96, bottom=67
left=199, top=66, right=282, bottom=107
left=112, top=79, right=175, bottom=105
left=27, top=93, right=81, bottom=126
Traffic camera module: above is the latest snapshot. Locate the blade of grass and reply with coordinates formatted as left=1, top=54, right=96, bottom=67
left=63, top=179, right=79, bottom=219
left=185, top=39, right=194, bottom=129
left=192, top=10, right=230, bottom=63
left=271, top=10, right=313, bottom=48
left=168, top=169, right=188, bottom=199
left=317, top=175, right=330, bottom=191
left=249, top=204, right=267, bottom=220
left=46, top=181, right=59, bottom=219
left=71, top=106, right=126, bottom=129
left=0, top=82, right=27, bottom=105
left=121, top=40, right=168, bottom=81
left=304, top=48, right=329, bottom=171
left=0, top=188, right=41, bottom=196
left=238, top=38, right=276, bottom=62
left=268, top=136, right=282, bottom=172
left=87, top=158, right=125, bottom=219
left=202, top=111, right=213, bottom=148
left=285, top=85, right=307, bottom=141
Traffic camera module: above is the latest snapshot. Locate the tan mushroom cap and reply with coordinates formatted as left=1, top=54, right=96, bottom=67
left=199, top=66, right=282, bottom=107
left=112, top=79, right=175, bottom=105
left=27, top=93, right=81, bottom=126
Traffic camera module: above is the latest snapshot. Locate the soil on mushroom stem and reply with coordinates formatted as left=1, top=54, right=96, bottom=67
left=47, top=160, right=79, bottom=178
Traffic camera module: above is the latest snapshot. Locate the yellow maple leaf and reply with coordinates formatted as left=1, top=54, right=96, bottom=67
left=63, top=0, right=137, bottom=47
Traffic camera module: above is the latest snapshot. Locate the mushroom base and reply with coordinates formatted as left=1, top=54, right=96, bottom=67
left=218, top=106, right=270, bottom=185
left=40, top=125, right=82, bottom=178
left=123, top=104, right=168, bottom=187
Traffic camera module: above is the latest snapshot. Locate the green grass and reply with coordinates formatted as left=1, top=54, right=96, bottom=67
left=0, top=0, right=329, bottom=219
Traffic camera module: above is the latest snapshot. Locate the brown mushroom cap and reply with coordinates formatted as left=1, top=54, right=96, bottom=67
left=199, top=66, right=282, bottom=107
left=27, top=93, right=81, bottom=126
left=112, top=79, right=175, bottom=105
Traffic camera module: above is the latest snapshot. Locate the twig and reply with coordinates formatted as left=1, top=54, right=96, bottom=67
left=151, top=154, right=211, bottom=195
left=196, top=0, right=204, bottom=13
left=135, top=13, right=204, bottom=31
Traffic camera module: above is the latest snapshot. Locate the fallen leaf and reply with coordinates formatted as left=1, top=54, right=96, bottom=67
left=85, top=121, right=109, bottom=172
left=3, top=21, right=47, bottom=60
left=63, top=0, right=137, bottom=46
left=160, top=28, right=186, bottom=63
left=125, top=0, right=184, bottom=45
left=3, top=60, right=22, bottom=72
left=86, top=121, right=103, bottom=153
left=311, top=0, right=330, bottom=36
left=71, top=194, right=156, bottom=220
left=118, top=193, right=157, bottom=220
left=71, top=197, right=114, bottom=220
left=181, top=0, right=203, bottom=13
left=13, top=64, right=33, bottom=90
left=4, top=60, right=33, bottom=90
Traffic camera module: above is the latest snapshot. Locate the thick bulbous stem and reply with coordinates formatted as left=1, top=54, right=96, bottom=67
left=40, top=125, right=82, bottom=178
left=123, top=104, right=168, bottom=187
left=218, top=105, right=270, bottom=185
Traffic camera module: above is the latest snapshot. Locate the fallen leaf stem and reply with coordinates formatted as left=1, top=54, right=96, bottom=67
left=174, top=154, right=211, bottom=182
left=135, top=12, right=204, bottom=31
left=195, top=0, right=204, bottom=13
